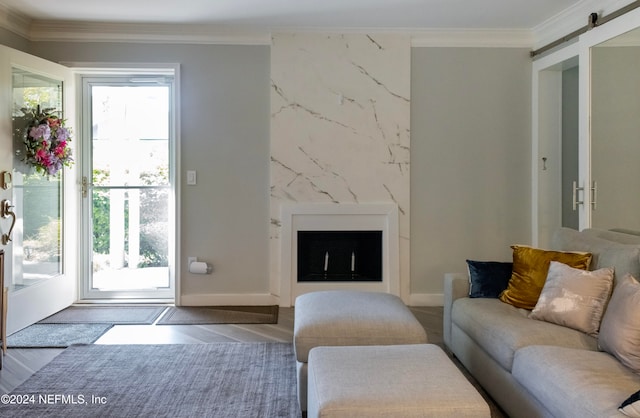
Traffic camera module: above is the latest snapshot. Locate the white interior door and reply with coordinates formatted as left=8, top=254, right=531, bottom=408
left=0, top=46, right=77, bottom=334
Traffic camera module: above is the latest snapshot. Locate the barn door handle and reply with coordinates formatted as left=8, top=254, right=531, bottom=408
left=572, top=181, right=584, bottom=211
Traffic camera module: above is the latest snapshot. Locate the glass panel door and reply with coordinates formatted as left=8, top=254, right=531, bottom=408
left=11, top=68, right=64, bottom=289
left=590, top=29, right=640, bottom=232
left=0, top=46, right=76, bottom=335
left=81, top=77, right=175, bottom=300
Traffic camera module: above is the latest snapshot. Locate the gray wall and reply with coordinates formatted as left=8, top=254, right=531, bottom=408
left=28, top=42, right=272, bottom=298
left=2, top=34, right=533, bottom=302
left=410, top=48, right=532, bottom=296
left=0, top=27, right=31, bottom=52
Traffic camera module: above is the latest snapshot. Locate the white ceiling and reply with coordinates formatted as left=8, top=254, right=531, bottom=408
left=0, top=0, right=583, bottom=30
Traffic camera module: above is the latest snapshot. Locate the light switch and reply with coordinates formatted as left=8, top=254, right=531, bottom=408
left=187, top=170, right=197, bottom=185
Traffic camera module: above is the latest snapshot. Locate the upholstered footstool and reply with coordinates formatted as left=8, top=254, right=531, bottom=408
left=294, top=290, right=428, bottom=410
left=307, top=344, right=491, bottom=418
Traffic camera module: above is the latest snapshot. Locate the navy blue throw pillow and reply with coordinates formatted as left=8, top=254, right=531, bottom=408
left=466, top=260, right=513, bottom=298
left=619, top=389, right=640, bottom=417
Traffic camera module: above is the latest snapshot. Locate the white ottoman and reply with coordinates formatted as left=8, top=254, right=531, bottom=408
left=294, top=291, right=428, bottom=410
left=307, top=344, right=491, bottom=418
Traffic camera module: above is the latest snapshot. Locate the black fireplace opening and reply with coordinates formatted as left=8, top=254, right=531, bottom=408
left=297, top=230, right=383, bottom=282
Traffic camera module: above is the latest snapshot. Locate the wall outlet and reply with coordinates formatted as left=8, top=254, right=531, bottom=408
left=187, top=256, right=197, bottom=265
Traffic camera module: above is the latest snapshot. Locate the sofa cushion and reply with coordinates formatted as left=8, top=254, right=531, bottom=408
left=530, top=261, right=613, bottom=336
left=599, top=274, right=640, bottom=373
left=552, top=227, right=640, bottom=284
left=513, top=346, right=640, bottom=418
left=499, top=245, right=592, bottom=310
left=583, top=228, right=640, bottom=245
left=466, top=260, right=512, bottom=298
left=451, top=298, right=597, bottom=371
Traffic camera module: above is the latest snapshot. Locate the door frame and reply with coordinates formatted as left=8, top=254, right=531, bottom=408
left=531, top=43, right=581, bottom=248
left=74, top=65, right=181, bottom=302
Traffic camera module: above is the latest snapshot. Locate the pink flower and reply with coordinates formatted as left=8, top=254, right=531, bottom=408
left=35, top=150, right=52, bottom=169
left=54, top=145, right=66, bottom=157
left=47, top=117, right=60, bottom=128
left=36, top=149, right=47, bottom=161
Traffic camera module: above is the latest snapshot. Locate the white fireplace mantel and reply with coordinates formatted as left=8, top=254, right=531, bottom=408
left=279, top=203, right=400, bottom=305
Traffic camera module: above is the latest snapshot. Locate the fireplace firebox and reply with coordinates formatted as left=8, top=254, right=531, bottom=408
left=297, top=231, right=382, bottom=282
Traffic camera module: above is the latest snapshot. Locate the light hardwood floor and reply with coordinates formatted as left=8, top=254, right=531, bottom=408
left=0, top=305, right=505, bottom=417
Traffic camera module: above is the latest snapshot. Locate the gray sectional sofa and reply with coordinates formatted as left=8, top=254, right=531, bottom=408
left=444, top=228, right=640, bottom=418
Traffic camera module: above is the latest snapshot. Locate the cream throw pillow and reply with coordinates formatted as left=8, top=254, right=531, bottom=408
left=530, top=261, right=613, bottom=336
left=599, top=274, right=640, bottom=373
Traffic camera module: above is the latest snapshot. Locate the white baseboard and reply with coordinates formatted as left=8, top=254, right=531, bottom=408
left=408, top=293, right=443, bottom=307
left=178, top=293, right=279, bottom=306
left=179, top=291, right=443, bottom=307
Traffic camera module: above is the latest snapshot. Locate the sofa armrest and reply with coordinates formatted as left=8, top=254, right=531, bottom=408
left=443, top=272, right=469, bottom=350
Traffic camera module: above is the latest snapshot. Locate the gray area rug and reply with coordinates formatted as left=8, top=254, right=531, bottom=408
left=6, top=323, right=113, bottom=348
left=0, top=343, right=300, bottom=418
left=157, top=305, right=279, bottom=325
left=39, top=305, right=167, bottom=324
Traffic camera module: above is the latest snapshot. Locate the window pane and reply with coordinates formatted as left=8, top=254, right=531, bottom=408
left=91, top=186, right=169, bottom=290
left=89, top=84, right=171, bottom=292
left=91, top=86, right=169, bottom=185
left=11, top=68, right=63, bottom=289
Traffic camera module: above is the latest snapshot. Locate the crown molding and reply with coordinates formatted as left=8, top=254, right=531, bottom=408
left=26, top=20, right=535, bottom=48
left=28, top=21, right=272, bottom=45
left=0, top=3, right=32, bottom=39
left=274, top=26, right=533, bottom=47
left=532, top=0, right=637, bottom=49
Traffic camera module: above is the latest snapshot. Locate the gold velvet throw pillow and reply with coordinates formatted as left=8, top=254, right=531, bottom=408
left=499, top=245, right=592, bottom=310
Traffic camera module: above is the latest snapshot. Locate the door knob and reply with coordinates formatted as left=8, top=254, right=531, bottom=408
left=1, top=200, right=16, bottom=245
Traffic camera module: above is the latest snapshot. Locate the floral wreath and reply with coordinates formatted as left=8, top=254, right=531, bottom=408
left=21, top=106, right=73, bottom=176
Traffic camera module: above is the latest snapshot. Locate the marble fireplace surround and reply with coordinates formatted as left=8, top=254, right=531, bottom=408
left=270, top=33, right=410, bottom=306
left=279, top=203, right=399, bottom=305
